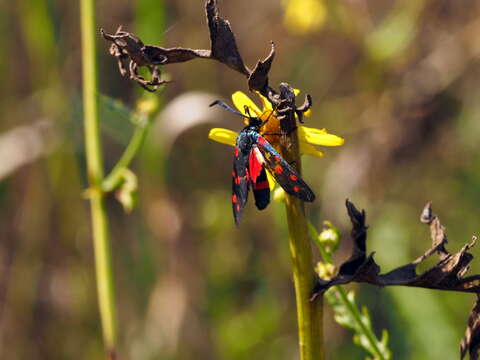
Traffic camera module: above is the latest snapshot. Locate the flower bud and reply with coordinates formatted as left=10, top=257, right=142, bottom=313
left=318, top=220, right=340, bottom=254
left=115, top=169, right=138, bottom=213
left=315, top=262, right=337, bottom=280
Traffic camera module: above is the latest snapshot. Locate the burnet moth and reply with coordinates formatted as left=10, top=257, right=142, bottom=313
left=210, top=100, right=315, bottom=226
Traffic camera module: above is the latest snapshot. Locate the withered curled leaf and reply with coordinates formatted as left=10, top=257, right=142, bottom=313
left=295, top=94, right=313, bottom=124
left=312, top=200, right=480, bottom=297
left=101, top=0, right=313, bottom=127
left=312, top=200, right=480, bottom=359
left=101, top=26, right=210, bottom=92
left=248, top=42, right=275, bottom=94
left=461, top=295, right=480, bottom=360
left=102, top=0, right=251, bottom=91
left=274, top=83, right=312, bottom=136
left=205, top=0, right=249, bottom=76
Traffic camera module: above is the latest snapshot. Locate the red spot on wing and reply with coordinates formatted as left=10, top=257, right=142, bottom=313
left=293, top=185, right=300, bottom=193
left=236, top=204, right=241, bottom=211
left=235, top=176, right=241, bottom=185
left=248, top=149, right=263, bottom=184
left=254, top=180, right=269, bottom=190
left=275, top=165, right=283, bottom=174
left=232, top=194, right=237, bottom=203
left=289, top=174, right=298, bottom=181
left=274, top=155, right=280, bottom=161
left=232, top=170, right=236, bottom=177
left=257, top=137, right=267, bottom=145
left=234, top=147, right=239, bottom=157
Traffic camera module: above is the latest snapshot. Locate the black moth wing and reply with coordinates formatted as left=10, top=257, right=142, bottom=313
left=254, top=136, right=315, bottom=202
left=232, top=145, right=250, bottom=226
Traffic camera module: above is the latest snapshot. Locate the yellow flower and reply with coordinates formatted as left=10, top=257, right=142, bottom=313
left=209, top=90, right=344, bottom=156
left=283, top=0, right=327, bottom=35
left=209, top=91, right=344, bottom=189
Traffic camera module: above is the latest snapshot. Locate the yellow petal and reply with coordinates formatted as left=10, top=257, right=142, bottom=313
left=208, top=128, right=237, bottom=146
left=232, top=91, right=262, bottom=116
left=272, top=187, right=286, bottom=202
left=258, top=92, right=273, bottom=110
left=294, top=108, right=313, bottom=122
left=299, top=126, right=344, bottom=146
left=300, top=141, right=325, bottom=157
left=266, top=169, right=277, bottom=190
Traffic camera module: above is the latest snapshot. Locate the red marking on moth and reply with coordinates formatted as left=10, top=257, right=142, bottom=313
left=232, top=194, right=237, bottom=203
left=275, top=165, right=283, bottom=174
left=293, top=185, right=300, bottom=193
left=234, top=147, right=239, bottom=157
left=289, top=174, right=298, bottom=181
left=235, top=177, right=241, bottom=185
left=236, top=204, right=241, bottom=211
left=254, top=180, right=269, bottom=190
left=248, top=149, right=263, bottom=184
left=257, top=137, right=267, bottom=145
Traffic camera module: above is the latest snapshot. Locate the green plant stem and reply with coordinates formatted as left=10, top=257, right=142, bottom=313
left=80, top=0, right=117, bottom=356
left=285, top=197, right=324, bottom=360
left=279, top=112, right=323, bottom=360
left=102, top=118, right=151, bottom=192
left=335, top=287, right=386, bottom=360
left=309, top=223, right=386, bottom=360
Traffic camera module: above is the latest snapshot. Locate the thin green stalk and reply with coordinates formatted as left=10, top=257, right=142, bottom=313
left=284, top=197, right=324, bottom=360
left=335, top=287, right=386, bottom=360
left=102, top=118, right=151, bottom=192
left=80, top=0, right=117, bottom=357
left=279, top=101, right=323, bottom=360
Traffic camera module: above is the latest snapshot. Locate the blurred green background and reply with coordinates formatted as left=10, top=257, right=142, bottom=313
left=1, top=0, right=480, bottom=359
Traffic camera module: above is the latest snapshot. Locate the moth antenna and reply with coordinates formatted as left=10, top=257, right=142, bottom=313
left=210, top=100, right=245, bottom=118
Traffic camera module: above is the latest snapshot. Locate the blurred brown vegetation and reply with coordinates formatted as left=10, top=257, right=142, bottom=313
left=1, top=0, right=480, bottom=359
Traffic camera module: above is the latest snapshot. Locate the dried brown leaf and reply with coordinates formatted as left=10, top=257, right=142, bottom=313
left=461, top=295, right=480, bottom=360
left=101, top=27, right=210, bottom=91
left=205, top=0, right=249, bottom=75
left=248, top=42, right=275, bottom=93
left=312, top=200, right=480, bottom=297
left=311, top=200, right=480, bottom=359
left=101, top=0, right=252, bottom=91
